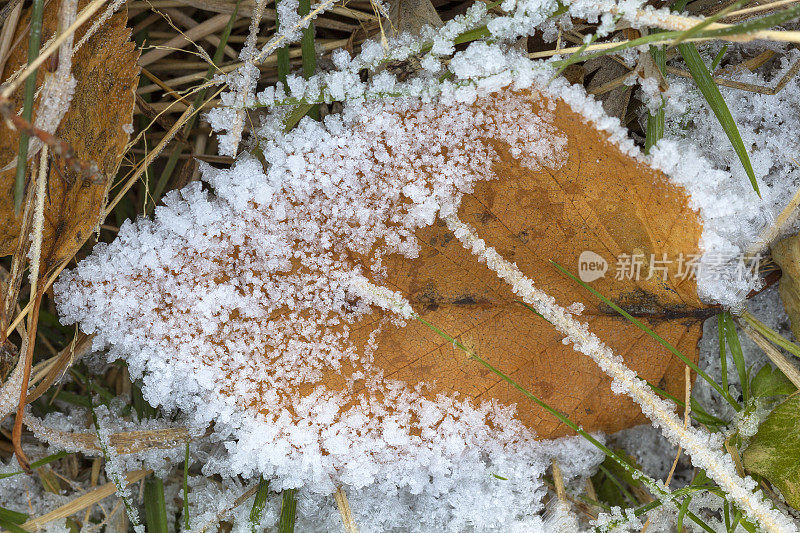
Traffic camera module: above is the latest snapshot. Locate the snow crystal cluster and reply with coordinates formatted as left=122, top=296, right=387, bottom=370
left=0, top=456, right=75, bottom=533
left=651, top=47, right=800, bottom=307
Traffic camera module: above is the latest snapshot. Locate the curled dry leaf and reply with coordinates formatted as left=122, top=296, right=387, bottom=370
left=59, top=85, right=711, bottom=441
left=0, top=0, right=139, bottom=277
left=388, top=0, right=443, bottom=37
left=772, top=233, right=800, bottom=339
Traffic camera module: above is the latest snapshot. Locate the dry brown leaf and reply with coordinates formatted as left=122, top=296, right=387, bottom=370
left=0, top=0, right=139, bottom=277
left=388, top=0, right=443, bottom=37
left=65, top=86, right=712, bottom=442
left=771, top=233, right=800, bottom=339
left=342, top=90, right=711, bottom=439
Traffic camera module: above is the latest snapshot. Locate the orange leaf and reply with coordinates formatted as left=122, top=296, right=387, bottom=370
left=353, top=91, right=710, bottom=438
left=57, top=85, right=711, bottom=443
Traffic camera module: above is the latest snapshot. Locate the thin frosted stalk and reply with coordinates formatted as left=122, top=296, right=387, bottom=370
left=13, top=0, right=45, bottom=213
left=441, top=214, right=795, bottom=533
left=28, top=147, right=47, bottom=294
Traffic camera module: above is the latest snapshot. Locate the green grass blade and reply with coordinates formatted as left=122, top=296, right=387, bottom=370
left=90, top=405, right=142, bottom=530
left=49, top=389, right=92, bottom=407
left=676, top=494, right=692, bottom=531
left=277, top=489, right=297, bottom=532
left=597, top=464, right=640, bottom=505
left=551, top=31, right=603, bottom=79
left=144, top=475, right=169, bottom=533
left=711, top=44, right=728, bottom=71
left=645, top=46, right=666, bottom=154
left=672, top=0, right=689, bottom=11
left=70, top=368, right=116, bottom=405
left=724, top=501, right=731, bottom=531
left=619, top=488, right=715, bottom=532
left=0, top=506, right=27, bottom=525
left=671, top=0, right=747, bottom=47
left=183, top=442, right=191, bottom=530
left=453, top=26, right=491, bottom=45
left=718, top=313, right=730, bottom=396
left=298, top=0, right=319, bottom=121
left=13, top=0, right=46, bottom=214
left=249, top=477, right=270, bottom=532
left=283, top=103, right=315, bottom=132
left=702, top=3, right=800, bottom=39
left=0, top=450, right=70, bottom=480
left=550, top=260, right=741, bottom=409
left=550, top=3, right=800, bottom=71
left=721, top=312, right=749, bottom=402
left=677, top=42, right=758, bottom=196
left=0, top=519, right=28, bottom=533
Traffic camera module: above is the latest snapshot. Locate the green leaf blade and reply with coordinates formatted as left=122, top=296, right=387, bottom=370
left=677, top=43, right=759, bottom=196
left=743, top=394, right=800, bottom=510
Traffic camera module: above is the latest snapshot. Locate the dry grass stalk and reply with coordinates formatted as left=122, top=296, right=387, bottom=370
left=27, top=332, right=93, bottom=403
left=197, top=482, right=261, bottom=533
left=10, top=145, right=49, bottom=469
left=138, top=12, right=232, bottom=66
left=20, top=469, right=151, bottom=530
left=136, top=36, right=349, bottom=95
left=666, top=56, right=800, bottom=95
left=0, top=333, right=26, bottom=419
left=24, top=415, right=191, bottom=455
left=0, top=0, right=22, bottom=73
left=334, top=486, right=359, bottom=533
left=163, top=8, right=238, bottom=59
left=105, top=102, right=199, bottom=214
left=746, top=180, right=800, bottom=257
left=739, top=321, right=800, bottom=388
